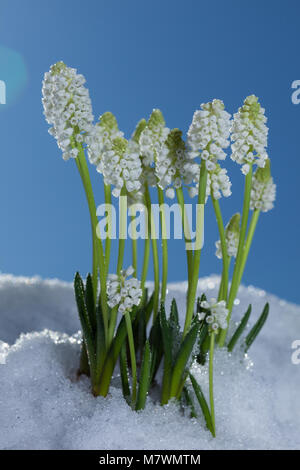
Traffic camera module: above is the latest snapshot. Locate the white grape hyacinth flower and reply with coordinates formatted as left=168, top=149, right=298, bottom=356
left=97, top=136, right=143, bottom=199
left=86, top=112, right=124, bottom=168
left=215, top=213, right=240, bottom=259
left=231, top=95, right=268, bottom=174
left=42, top=62, right=94, bottom=161
left=187, top=99, right=231, bottom=171
left=155, top=129, right=199, bottom=198
left=250, top=159, right=276, bottom=212
left=198, top=299, right=228, bottom=332
left=138, top=109, right=170, bottom=187
left=139, top=109, right=170, bottom=166
left=106, top=266, right=142, bottom=315
left=207, top=164, right=232, bottom=200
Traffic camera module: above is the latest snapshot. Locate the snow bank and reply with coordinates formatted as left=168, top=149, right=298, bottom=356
left=0, top=274, right=299, bottom=449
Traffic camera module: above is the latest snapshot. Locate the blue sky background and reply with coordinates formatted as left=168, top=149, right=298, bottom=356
left=0, top=0, right=299, bottom=303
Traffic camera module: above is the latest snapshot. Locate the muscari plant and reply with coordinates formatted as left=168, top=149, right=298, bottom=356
left=42, top=62, right=276, bottom=437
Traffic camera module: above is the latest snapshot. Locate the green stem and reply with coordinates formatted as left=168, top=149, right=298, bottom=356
left=140, top=188, right=151, bottom=293
left=75, top=156, right=98, bottom=301
left=217, top=257, right=231, bottom=301
left=75, top=146, right=108, bottom=346
left=219, top=165, right=253, bottom=347
left=184, top=161, right=207, bottom=336
left=145, top=185, right=160, bottom=321
left=125, top=311, right=137, bottom=408
left=131, top=214, right=138, bottom=277
left=107, top=188, right=127, bottom=345
left=211, top=196, right=229, bottom=302
left=237, top=209, right=260, bottom=286
left=157, top=188, right=168, bottom=303
left=209, top=333, right=216, bottom=437
left=104, top=184, right=112, bottom=280
left=141, top=236, right=150, bottom=293
left=117, top=188, right=127, bottom=274
left=176, top=187, right=193, bottom=286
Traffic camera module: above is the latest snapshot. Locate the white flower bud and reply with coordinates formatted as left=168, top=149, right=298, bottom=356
left=106, top=267, right=142, bottom=315
left=215, top=213, right=240, bottom=259
left=204, top=298, right=229, bottom=332
left=250, top=159, right=276, bottom=212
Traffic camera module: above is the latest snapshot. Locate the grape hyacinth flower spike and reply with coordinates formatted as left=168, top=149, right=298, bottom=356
left=231, top=95, right=268, bottom=175
left=42, top=61, right=94, bottom=161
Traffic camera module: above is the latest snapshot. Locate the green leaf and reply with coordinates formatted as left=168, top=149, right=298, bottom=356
left=169, top=298, right=179, bottom=327
left=136, top=341, right=152, bottom=411
left=168, top=300, right=181, bottom=363
left=196, top=294, right=207, bottom=314
left=227, top=304, right=252, bottom=352
left=169, top=322, right=199, bottom=398
left=120, top=342, right=131, bottom=404
left=245, top=303, right=269, bottom=353
left=159, top=303, right=172, bottom=363
left=160, top=303, right=173, bottom=404
left=74, top=272, right=96, bottom=377
left=189, top=373, right=214, bottom=435
left=149, top=314, right=163, bottom=383
left=182, top=386, right=197, bottom=418
left=144, top=292, right=154, bottom=324
left=85, top=273, right=96, bottom=334
left=94, top=300, right=107, bottom=385
left=196, top=321, right=209, bottom=365
left=78, top=343, right=90, bottom=377
left=96, top=307, right=138, bottom=397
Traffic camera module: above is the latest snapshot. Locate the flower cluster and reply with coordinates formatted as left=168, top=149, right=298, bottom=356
left=215, top=213, right=240, bottom=259
left=42, top=62, right=94, bottom=161
left=139, top=109, right=170, bottom=166
left=155, top=129, right=199, bottom=199
left=86, top=112, right=124, bottom=168
left=207, top=164, right=232, bottom=200
left=101, top=137, right=143, bottom=198
left=250, top=159, right=276, bottom=212
left=138, top=109, right=170, bottom=187
left=86, top=112, right=143, bottom=198
left=187, top=99, right=231, bottom=171
left=198, top=299, right=229, bottom=332
left=231, top=95, right=268, bottom=175
left=106, top=266, right=142, bottom=315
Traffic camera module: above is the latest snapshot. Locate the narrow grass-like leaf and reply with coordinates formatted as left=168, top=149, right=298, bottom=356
left=169, top=322, right=199, bottom=398
left=149, top=314, right=163, bottom=383
left=136, top=341, right=152, bottom=411
left=93, top=300, right=107, bottom=385
left=120, top=341, right=131, bottom=404
left=160, top=303, right=172, bottom=361
left=175, top=370, right=189, bottom=400
left=144, top=292, right=154, bottom=324
left=182, top=386, right=197, bottom=418
left=160, top=303, right=173, bottom=404
left=78, top=343, right=90, bottom=377
left=74, top=272, right=96, bottom=376
left=196, top=293, right=207, bottom=314
left=196, top=322, right=209, bottom=365
left=245, top=303, right=269, bottom=353
left=96, top=307, right=138, bottom=397
left=85, top=273, right=96, bottom=334
left=227, top=304, right=252, bottom=352
left=137, top=306, right=146, bottom=362
left=169, top=298, right=179, bottom=327
left=189, top=373, right=214, bottom=435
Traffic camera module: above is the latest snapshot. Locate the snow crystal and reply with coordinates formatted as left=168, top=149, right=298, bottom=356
left=0, top=274, right=299, bottom=449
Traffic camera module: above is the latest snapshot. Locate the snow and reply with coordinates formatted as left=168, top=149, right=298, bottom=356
left=0, top=274, right=299, bottom=450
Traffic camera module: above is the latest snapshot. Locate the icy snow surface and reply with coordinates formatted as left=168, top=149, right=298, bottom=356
left=0, top=274, right=299, bottom=450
